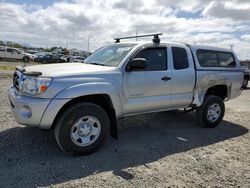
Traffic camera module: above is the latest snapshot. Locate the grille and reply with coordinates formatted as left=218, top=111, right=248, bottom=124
left=13, top=72, right=19, bottom=91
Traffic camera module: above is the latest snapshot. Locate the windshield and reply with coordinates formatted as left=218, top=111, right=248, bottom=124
left=84, top=44, right=135, bottom=67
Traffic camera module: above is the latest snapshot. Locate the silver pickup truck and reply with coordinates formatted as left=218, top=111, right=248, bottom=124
left=8, top=34, right=243, bottom=155
left=0, top=46, right=33, bottom=62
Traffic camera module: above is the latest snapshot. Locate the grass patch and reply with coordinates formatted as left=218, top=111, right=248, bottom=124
left=0, top=65, right=16, bottom=70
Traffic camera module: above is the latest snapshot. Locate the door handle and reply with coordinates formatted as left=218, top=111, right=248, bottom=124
left=161, top=76, right=171, bottom=81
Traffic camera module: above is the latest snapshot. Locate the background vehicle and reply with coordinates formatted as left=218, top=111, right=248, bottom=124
left=8, top=34, right=243, bottom=155
left=35, top=54, right=67, bottom=63
left=70, top=56, right=85, bottom=63
left=34, top=54, right=45, bottom=62
left=242, top=66, right=249, bottom=88
left=0, top=46, right=33, bottom=62
left=61, top=55, right=71, bottom=62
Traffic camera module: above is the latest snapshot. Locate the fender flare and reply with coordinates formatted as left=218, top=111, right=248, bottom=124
left=54, top=82, right=123, bottom=118
left=192, top=74, right=231, bottom=107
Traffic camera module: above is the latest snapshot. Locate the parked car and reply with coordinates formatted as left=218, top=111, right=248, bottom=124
left=34, top=54, right=45, bottom=62
left=60, top=55, right=71, bottom=62
left=35, top=54, right=67, bottom=63
left=70, top=56, right=85, bottom=63
left=0, top=46, right=33, bottom=62
left=8, top=34, right=243, bottom=155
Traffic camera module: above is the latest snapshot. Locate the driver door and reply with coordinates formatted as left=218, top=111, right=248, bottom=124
left=123, top=47, right=171, bottom=115
left=6, top=48, right=13, bottom=58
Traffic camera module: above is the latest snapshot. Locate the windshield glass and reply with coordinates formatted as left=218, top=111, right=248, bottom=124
left=84, top=44, right=135, bottom=67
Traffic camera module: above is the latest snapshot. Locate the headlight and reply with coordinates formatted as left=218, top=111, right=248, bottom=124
left=20, top=75, right=52, bottom=95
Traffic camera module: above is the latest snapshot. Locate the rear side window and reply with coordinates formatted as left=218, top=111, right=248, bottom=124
left=197, top=50, right=236, bottom=67
left=218, top=52, right=236, bottom=67
left=172, top=47, right=189, bottom=70
left=135, top=48, right=167, bottom=71
left=197, top=50, right=218, bottom=67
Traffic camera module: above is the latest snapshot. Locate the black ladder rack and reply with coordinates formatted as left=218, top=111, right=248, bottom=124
left=114, top=33, right=163, bottom=44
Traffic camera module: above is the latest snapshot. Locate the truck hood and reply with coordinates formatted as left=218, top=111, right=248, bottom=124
left=24, top=63, right=116, bottom=77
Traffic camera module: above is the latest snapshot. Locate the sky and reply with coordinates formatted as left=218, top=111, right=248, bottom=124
left=0, top=0, right=250, bottom=60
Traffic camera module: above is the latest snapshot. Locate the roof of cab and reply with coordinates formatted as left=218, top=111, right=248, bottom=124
left=112, top=41, right=188, bottom=47
left=111, top=41, right=233, bottom=53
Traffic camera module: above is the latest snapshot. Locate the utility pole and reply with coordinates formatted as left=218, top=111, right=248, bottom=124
left=72, top=24, right=75, bottom=55
left=87, top=37, right=90, bottom=52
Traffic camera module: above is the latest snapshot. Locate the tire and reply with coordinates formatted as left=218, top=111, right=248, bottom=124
left=23, top=56, right=30, bottom=62
left=196, top=95, right=225, bottom=128
left=54, top=102, right=110, bottom=155
left=242, top=78, right=248, bottom=89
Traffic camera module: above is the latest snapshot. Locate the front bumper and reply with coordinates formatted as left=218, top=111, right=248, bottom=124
left=8, top=86, right=71, bottom=129
left=8, top=86, right=51, bottom=127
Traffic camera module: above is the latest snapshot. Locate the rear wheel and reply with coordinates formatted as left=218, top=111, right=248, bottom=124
left=54, top=102, right=110, bottom=155
left=242, top=77, right=248, bottom=89
left=196, top=95, right=225, bottom=128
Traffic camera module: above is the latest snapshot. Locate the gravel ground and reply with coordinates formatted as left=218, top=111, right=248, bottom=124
left=0, top=69, right=249, bottom=188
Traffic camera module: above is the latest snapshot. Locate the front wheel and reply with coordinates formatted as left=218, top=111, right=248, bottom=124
left=23, top=56, right=30, bottom=62
left=54, top=102, right=110, bottom=155
left=196, top=95, right=225, bottom=128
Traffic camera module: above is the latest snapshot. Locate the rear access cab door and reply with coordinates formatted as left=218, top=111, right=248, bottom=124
left=169, top=44, right=196, bottom=108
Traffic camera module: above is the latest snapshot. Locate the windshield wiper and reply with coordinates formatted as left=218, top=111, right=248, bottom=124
left=89, top=63, right=105, bottom=66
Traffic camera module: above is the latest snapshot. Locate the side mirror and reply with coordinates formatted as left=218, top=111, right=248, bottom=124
left=126, top=58, right=147, bottom=72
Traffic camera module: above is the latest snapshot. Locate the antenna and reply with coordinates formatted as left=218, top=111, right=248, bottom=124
left=230, top=44, right=234, bottom=50
left=114, top=33, right=163, bottom=44
left=136, top=28, right=138, bottom=41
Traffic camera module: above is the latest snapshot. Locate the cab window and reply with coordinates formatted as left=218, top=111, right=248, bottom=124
left=172, top=47, right=189, bottom=70
left=134, top=48, right=167, bottom=71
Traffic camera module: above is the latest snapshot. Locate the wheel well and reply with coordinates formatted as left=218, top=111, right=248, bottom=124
left=205, top=85, right=227, bottom=100
left=51, top=94, right=118, bottom=138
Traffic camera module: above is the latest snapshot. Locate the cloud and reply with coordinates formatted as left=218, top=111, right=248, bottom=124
left=203, top=1, right=250, bottom=20
left=241, top=34, right=250, bottom=41
left=0, top=0, right=250, bottom=60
